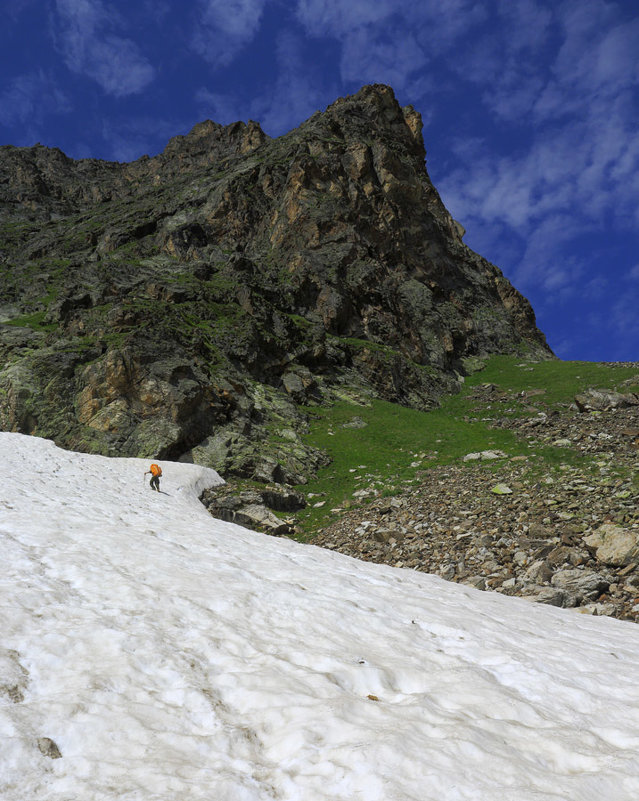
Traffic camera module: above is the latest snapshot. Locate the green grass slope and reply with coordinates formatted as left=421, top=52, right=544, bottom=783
left=294, top=356, right=639, bottom=537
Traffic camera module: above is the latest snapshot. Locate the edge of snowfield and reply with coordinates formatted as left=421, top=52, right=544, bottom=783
left=1, top=432, right=638, bottom=801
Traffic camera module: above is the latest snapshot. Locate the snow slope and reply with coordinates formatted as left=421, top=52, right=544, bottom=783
left=1, top=431, right=639, bottom=800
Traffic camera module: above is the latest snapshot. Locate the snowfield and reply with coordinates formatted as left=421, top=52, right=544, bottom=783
left=1, top=431, right=639, bottom=800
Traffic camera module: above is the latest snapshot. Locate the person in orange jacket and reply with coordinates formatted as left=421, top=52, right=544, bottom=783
left=145, top=463, right=162, bottom=491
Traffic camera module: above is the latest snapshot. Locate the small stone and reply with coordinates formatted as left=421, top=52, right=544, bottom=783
left=463, top=576, right=486, bottom=590
left=463, top=450, right=506, bottom=462
left=524, top=559, right=554, bottom=584
left=491, top=483, right=513, bottom=495
left=342, top=416, right=367, bottom=429
left=37, top=737, right=62, bottom=759
left=439, top=564, right=455, bottom=581
left=581, top=602, right=616, bottom=617
left=528, top=587, right=567, bottom=607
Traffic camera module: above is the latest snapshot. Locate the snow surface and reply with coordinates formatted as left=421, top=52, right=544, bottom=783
left=1, top=432, right=639, bottom=801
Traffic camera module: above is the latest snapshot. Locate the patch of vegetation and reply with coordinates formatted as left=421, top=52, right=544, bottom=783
left=111, top=240, right=146, bottom=261
left=294, top=396, right=534, bottom=534
left=3, top=312, right=58, bottom=332
left=459, top=355, right=639, bottom=405
left=294, top=355, right=637, bottom=537
left=285, top=313, right=314, bottom=330
left=204, top=272, right=240, bottom=298
left=0, top=220, right=40, bottom=246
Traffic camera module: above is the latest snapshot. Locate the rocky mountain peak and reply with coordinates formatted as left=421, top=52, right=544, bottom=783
left=327, top=83, right=424, bottom=146
left=161, top=117, right=268, bottom=162
left=0, top=84, right=552, bottom=483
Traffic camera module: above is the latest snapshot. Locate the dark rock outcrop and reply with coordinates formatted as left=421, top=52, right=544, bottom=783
left=200, top=483, right=306, bottom=536
left=0, top=84, right=552, bottom=481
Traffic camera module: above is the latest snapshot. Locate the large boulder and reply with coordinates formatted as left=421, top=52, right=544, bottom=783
left=550, top=569, right=610, bottom=606
left=583, top=524, right=639, bottom=567
left=574, top=389, right=639, bottom=412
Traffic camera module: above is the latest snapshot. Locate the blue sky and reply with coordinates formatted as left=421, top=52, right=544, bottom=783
left=1, top=0, right=638, bottom=362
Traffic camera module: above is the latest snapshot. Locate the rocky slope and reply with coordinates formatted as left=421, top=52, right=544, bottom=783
left=0, top=85, right=551, bottom=482
left=311, top=379, right=639, bottom=622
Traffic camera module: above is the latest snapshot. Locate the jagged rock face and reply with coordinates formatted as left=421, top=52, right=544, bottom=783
left=0, top=84, right=552, bottom=481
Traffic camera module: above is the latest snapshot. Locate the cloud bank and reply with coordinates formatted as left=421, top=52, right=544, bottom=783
left=0, top=71, right=70, bottom=127
left=53, top=0, right=155, bottom=96
left=192, top=0, right=269, bottom=66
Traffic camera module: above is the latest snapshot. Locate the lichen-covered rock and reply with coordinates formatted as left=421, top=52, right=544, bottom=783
left=200, top=483, right=300, bottom=536
left=584, top=524, right=639, bottom=567
left=575, top=389, right=639, bottom=412
left=550, top=569, right=611, bottom=606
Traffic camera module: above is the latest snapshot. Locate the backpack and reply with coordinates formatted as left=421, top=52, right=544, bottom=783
left=150, top=463, right=162, bottom=477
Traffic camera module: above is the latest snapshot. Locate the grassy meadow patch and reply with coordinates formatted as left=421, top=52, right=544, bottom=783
left=459, top=355, right=639, bottom=403
left=294, top=356, right=639, bottom=537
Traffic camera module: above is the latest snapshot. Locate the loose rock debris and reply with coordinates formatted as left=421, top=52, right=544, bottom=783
left=313, top=386, right=639, bottom=623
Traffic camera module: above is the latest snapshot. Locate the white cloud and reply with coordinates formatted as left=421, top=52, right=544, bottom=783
left=454, top=4, right=550, bottom=122
left=339, top=26, right=428, bottom=89
left=441, top=118, right=635, bottom=293
left=442, top=96, right=639, bottom=242
left=192, top=0, right=268, bottom=66
left=628, top=265, right=639, bottom=281
left=85, top=36, right=156, bottom=97
left=141, top=0, right=170, bottom=20
left=413, top=0, right=488, bottom=55
left=0, top=71, right=70, bottom=127
left=514, top=214, right=585, bottom=290
left=295, top=0, right=398, bottom=34
left=54, top=0, right=155, bottom=96
left=295, top=0, right=483, bottom=91
left=296, top=0, right=484, bottom=46
left=496, top=0, right=553, bottom=50
left=592, top=22, right=639, bottom=88
left=533, top=15, right=639, bottom=122
left=437, top=0, right=639, bottom=316
left=552, top=0, right=627, bottom=90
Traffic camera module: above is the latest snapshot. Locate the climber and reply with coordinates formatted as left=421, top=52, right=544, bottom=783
left=145, top=463, right=162, bottom=491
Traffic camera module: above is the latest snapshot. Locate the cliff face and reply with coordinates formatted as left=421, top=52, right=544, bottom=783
left=0, top=84, right=552, bottom=483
